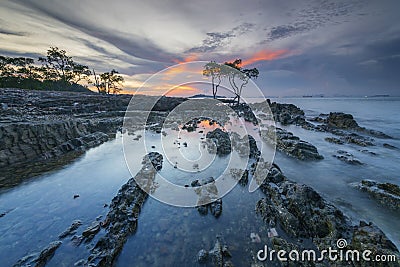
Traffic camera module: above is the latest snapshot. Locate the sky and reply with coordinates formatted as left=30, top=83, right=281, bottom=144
left=0, top=0, right=399, bottom=97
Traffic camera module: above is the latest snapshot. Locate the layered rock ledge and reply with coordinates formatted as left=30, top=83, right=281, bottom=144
left=357, top=180, right=400, bottom=211
left=256, top=163, right=400, bottom=266
left=0, top=88, right=185, bottom=188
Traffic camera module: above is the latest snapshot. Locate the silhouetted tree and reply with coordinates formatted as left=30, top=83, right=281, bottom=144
left=38, top=47, right=91, bottom=84
left=203, top=61, right=223, bottom=99
left=0, top=56, right=43, bottom=87
left=93, top=69, right=124, bottom=94
left=223, top=59, right=259, bottom=105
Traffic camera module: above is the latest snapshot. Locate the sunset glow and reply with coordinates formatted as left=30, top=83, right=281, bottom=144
left=173, top=53, right=199, bottom=64
left=242, top=49, right=289, bottom=66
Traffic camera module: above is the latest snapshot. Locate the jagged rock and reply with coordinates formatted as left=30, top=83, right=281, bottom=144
left=191, top=177, right=223, bottom=218
left=357, top=180, right=400, bottom=211
left=333, top=150, right=363, bottom=165
left=350, top=221, right=400, bottom=267
left=261, top=126, right=323, bottom=160
left=327, top=112, right=359, bottom=129
left=14, top=241, right=62, bottom=267
left=312, top=112, right=392, bottom=140
left=84, top=152, right=162, bottom=266
left=255, top=164, right=400, bottom=266
left=230, top=168, right=249, bottom=186
left=325, top=137, right=344, bottom=144
left=231, top=132, right=260, bottom=159
left=198, top=236, right=233, bottom=267
left=340, top=134, right=374, bottom=147
left=0, top=89, right=187, bottom=188
left=251, top=101, right=309, bottom=126
left=59, top=220, right=82, bottom=238
left=206, top=128, right=231, bottom=156
left=232, top=103, right=258, bottom=124
left=82, top=221, right=101, bottom=238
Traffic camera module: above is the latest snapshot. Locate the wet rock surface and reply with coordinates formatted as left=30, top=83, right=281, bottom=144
left=333, top=150, right=363, bottom=165
left=231, top=132, right=260, bottom=159
left=59, top=220, right=82, bottom=239
left=251, top=100, right=310, bottom=127
left=191, top=177, right=223, bottom=218
left=82, top=152, right=163, bottom=266
left=14, top=241, right=62, bottom=267
left=357, top=180, right=400, bottom=211
left=313, top=112, right=392, bottom=140
left=0, top=88, right=185, bottom=188
left=232, top=103, right=258, bottom=125
left=197, top=235, right=234, bottom=267
left=261, top=126, right=323, bottom=160
left=206, top=128, right=232, bottom=156
left=230, top=168, right=249, bottom=186
left=256, top=163, right=400, bottom=266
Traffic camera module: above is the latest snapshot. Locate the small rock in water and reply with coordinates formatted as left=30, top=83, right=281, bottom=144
left=250, top=232, right=261, bottom=243
left=383, top=143, right=397, bottom=149
left=73, top=194, right=80, bottom=199
left=197, top=205, right=208, bottom=215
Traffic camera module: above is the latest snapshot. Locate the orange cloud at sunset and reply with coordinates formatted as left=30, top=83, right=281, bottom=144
left=165, top=84, right=200, bottom=96
left=173, top=53, right=199, bottom=64
left=242, top=49, right=289, bottom=66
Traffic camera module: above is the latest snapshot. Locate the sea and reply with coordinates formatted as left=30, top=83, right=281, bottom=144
left=0, top=97, right=399, bottom=266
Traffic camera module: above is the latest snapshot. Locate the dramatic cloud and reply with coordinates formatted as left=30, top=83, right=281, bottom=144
left=0, top=0, right=399, bottom=96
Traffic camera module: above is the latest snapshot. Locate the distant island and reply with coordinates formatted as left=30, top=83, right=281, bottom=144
left=367, top=94, right=390, bottom=97
left=188, top=94, right=226, bottom=99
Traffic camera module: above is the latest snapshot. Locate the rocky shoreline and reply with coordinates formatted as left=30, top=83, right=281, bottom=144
left=3, top=89, right=399, bottom=266
left=256, top=162, right=399, bottom=266
left=0, top=88, right=185, bottom=188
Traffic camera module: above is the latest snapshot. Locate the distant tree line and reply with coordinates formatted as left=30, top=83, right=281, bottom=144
left=0, top=47, right=124, bottom=94
left=203, top=59, right=259, bottom=105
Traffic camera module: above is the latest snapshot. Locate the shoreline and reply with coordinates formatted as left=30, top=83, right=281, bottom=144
left=1, top=88, right=399, bottom=266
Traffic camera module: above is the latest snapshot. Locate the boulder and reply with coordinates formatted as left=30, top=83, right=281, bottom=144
left=206, top=128, right=231, bottom=156
left=261, top=126, right=323, bottom=160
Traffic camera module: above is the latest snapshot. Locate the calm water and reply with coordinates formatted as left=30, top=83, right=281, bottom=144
left=0, top=97, right=399, bottom=266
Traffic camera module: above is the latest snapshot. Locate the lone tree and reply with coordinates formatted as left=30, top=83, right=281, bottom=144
left=203, top=61, right=223, bottom=99
left=224, top=59, right=259, bottom=105
left=38, top=47, right=91, bottom=85
left=93, top=69, right=124, bottom=94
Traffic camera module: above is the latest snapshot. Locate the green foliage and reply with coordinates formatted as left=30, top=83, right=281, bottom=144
left=203, top=61, right=223, bottom=98
left=93, top=69, right=124, bottom=94
left=0, top=47, right=96, bottom=92
left=203, top=59, right=259, bottom=105
left=38, top=47, right=91, bottom=84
